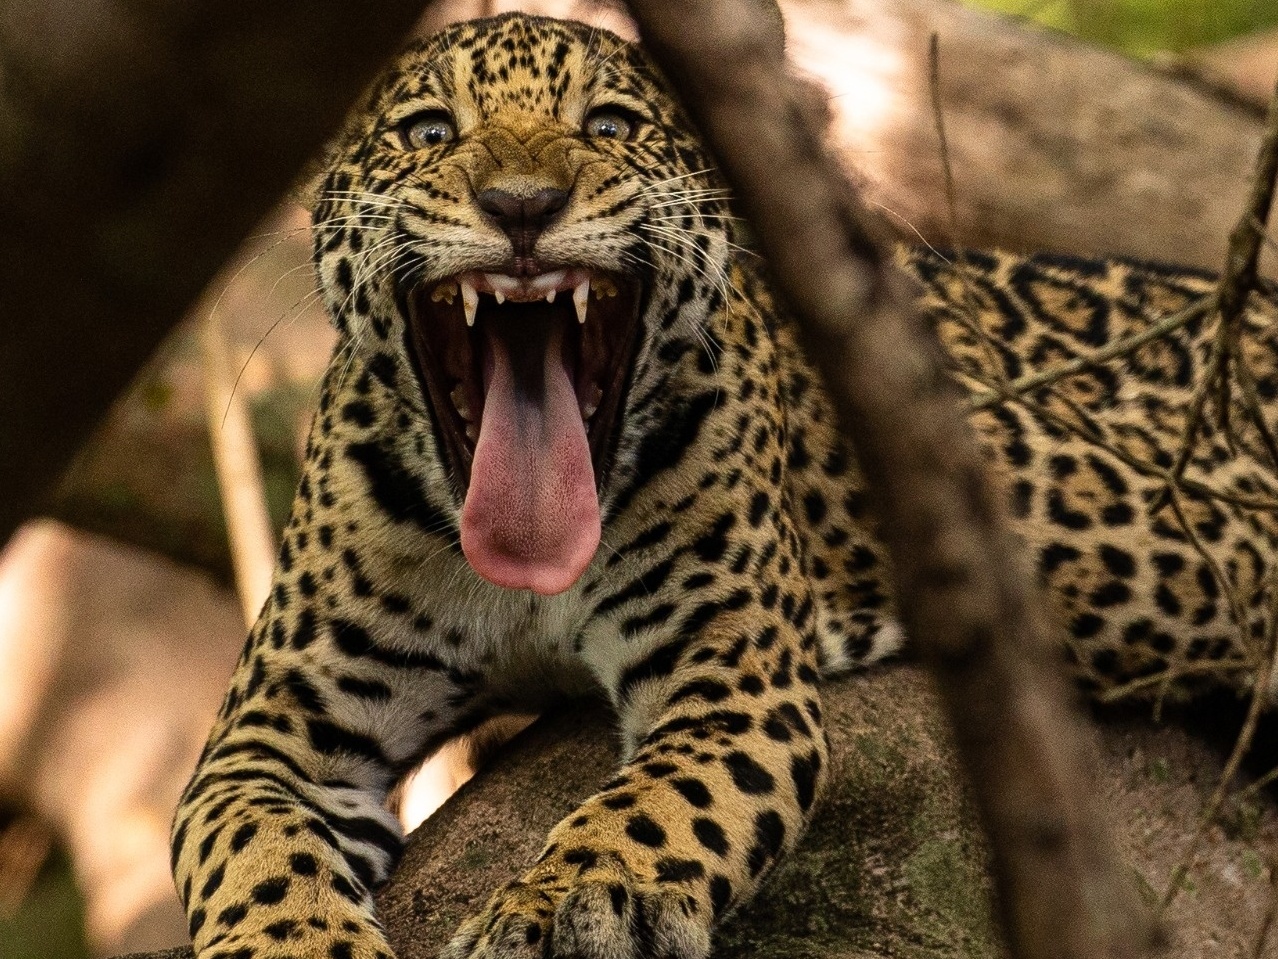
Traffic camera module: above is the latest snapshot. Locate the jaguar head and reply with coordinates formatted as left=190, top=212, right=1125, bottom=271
left=313, top=14, right=733, bottom=594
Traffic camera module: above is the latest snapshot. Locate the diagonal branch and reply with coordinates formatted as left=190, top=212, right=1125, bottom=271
left=1161, top=69, right=1278, bottom=499
left=0, top=0, right=437, bottom=546
left=624, top=1, right=1154, bottom=956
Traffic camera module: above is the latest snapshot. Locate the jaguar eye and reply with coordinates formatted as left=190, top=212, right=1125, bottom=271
left=400, top=111, right=456, bottom=150
left=584, top=109, right=635, bottom=142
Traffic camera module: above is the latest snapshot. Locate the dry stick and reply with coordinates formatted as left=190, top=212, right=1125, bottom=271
left=1158, top=575, right=1278, bottom=913
left=1212, top=69, right=1278, bottom=433
left=927, top=32, right=999, bottom=387
left=202, top=313, right=278, bottom=628
left=625, top=2, right=1152, bottom=957
left=1147, top=76, right=1278, bottom=923
left=928, top=30, right=1269, bottom=532
left=955, top=292, right=1278, bottom=513
left=1160, top=70, right=1278, bottom=501
left=981, top=364, right=1278, bottom=512
left=1235, top=762, right=1278, bottom=803
left=968, top=296, right=1212, bottom=411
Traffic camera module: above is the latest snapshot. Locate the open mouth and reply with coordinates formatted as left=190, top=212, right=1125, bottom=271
left=405, top=268, right=642, bottom=595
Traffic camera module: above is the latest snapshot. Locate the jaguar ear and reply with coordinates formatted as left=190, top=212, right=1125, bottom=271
left=290, top=138, right=339, bottom=214
left=757, top=0, right=786, bottom=59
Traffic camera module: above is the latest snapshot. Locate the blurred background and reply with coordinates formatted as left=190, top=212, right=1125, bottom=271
left=1, top=0, right=1276, bottom=956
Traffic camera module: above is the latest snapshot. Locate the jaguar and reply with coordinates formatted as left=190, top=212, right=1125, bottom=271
left=170, top=12, right=1278, bottom=959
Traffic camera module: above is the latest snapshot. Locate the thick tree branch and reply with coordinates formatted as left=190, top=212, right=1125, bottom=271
left=0, top=0, right=434, bottom=545
left=624, top=1, right=1154, bottom=956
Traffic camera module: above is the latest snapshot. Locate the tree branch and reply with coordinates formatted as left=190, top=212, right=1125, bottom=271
left=623, top=0, right=1155, bottom=955
left=0, top=0, right=435, bottom=545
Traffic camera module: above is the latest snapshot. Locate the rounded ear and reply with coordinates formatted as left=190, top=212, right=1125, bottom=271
left=758, top=0, right=786, bottom=59
left=290, top=138, right=339, bottom=213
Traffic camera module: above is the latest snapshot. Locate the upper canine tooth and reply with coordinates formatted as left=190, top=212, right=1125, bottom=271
left=573, top=279, right=590, bottom=325
left=545, top=290, right=557, bottom=304
left=460, top=279, right=479, bottom=327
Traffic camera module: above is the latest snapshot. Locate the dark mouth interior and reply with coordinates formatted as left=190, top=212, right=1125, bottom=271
left=405, top=274, right=642, bottom=492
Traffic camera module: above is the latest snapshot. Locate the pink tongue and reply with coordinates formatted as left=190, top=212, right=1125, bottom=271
left=460, top=319, right=601, bottom=594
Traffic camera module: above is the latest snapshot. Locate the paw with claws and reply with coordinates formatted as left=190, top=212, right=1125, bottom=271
left=442, top=857, right=712, bottom=959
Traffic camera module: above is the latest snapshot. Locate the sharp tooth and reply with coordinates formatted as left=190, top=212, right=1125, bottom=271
left=494, top=290, right=505, bottom=305
left=432, top=284, right=456, bottom=305
left=581, top=384, right=603, bottom=420
left=573, top=279, right=590, bottom=325
left=545, top=289, right=557, bottom=304
left=465, top=423, right=479, bottom=443
left=460, top=280, right=478, bottom=327
left=593, top=277, right=617, bottom=299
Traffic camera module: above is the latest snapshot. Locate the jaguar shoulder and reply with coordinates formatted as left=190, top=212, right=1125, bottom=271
left=170, top=13, right=1278, bottom=959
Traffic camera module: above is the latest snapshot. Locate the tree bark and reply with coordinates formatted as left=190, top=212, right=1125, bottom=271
left=111, top=667, right=1278, bottom=959
left=0, top=0, right=435, bottom=546
left=785, top=0, right=1274, bottom=277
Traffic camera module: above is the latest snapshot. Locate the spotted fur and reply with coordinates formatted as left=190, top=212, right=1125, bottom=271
left=171, top=14, right=1278, bottom=959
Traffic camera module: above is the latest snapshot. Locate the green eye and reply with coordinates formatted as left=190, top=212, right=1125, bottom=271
left=584, top=109, right=635, bottom=142
left=400, top=111, right=456, bottom=150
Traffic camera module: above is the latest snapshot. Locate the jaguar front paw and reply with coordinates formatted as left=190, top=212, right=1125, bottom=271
left=442, top=866, right=712, bottom=959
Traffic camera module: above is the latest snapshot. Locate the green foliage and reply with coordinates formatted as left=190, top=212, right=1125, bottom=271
left=965, top=0, right=1278, bottom=56
left=0, top=848, right=90, bottom=959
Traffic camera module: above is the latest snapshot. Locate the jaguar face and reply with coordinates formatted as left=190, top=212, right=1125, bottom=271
left=312, top=14, right=733, bottom=595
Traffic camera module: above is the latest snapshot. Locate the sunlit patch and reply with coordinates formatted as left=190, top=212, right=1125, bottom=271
left=787, top=15, right=905, bottom=157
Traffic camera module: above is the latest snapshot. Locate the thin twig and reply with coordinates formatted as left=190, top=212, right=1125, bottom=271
left=1211, top=69, right=1278, bottom=432
left=929, top=35, right=956, bottom=230
left=203, top=312, right=279, bottom=628
left=968, top=296, right=1213, bottom=411
left=971, top=365, right=1278, bottom=514
left=1164, top=487, right=1250, bottom=646
left=1158, top=572, right=1278, bottom=913
left=1094, top=658, right=1253, bottom=703
left=1234, top=763, right=1278, bottom=804
left=928, top=35, right=1012, bottom=393
left=1159, top=70, right=1278, bottom=501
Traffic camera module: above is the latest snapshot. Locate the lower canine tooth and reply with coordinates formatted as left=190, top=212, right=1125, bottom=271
left=582, top=385, right=603, bottom=419
left=573, top=279, right=590, bottom=325
left=450, top=385, right=473, bottom=421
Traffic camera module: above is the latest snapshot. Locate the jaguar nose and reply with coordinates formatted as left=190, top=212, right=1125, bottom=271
left=476, top=187, right=569, bottom=263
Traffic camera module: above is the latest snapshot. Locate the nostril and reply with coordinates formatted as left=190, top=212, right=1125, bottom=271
left=476, top=187, right=570, bottom=266
left=526, top=187, right=569, bottom=223
left=476, top=187, right=569, bottom=231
